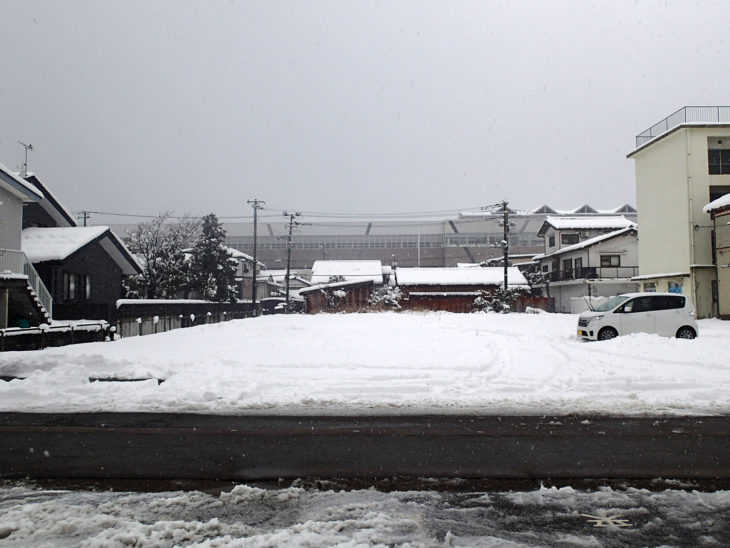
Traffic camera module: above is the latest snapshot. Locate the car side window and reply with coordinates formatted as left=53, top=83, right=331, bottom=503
left=622, top=297, right=653, bottom=313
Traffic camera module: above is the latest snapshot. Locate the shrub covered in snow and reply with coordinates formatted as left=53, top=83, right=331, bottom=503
left=473, top=287, right=525, bottom=313
left=367, top=285, right=406, bottom=310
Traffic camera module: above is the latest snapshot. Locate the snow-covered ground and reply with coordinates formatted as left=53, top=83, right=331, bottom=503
left=0, top=312, right=728, bottom=415
left=1, top=482, right=728, bottom=546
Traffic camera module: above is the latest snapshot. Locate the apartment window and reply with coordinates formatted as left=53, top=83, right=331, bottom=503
left=708, top=138, right=730, bottom=175
left=600, top=255, right=620, bottom=267
left=561, top=233, right=579, bottom=245
left=574, top=257, right=583, bottom=276
left=668, top=281, right=683, bottom=294
left=548, top=235, right=555, bottom=247
left=562, top=258, right=573, bottom=278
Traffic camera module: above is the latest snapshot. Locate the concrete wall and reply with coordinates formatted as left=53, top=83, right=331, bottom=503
left=0, top=187, right=23, bottom=250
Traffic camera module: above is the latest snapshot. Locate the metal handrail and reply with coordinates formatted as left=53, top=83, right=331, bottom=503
left=0, top=248, right=53, bottom=318
left=636, top=106, right=730, bottom=147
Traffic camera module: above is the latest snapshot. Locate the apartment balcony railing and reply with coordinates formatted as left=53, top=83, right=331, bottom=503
left=0, top=248, right=53, bottom=318
left=635, top=106, right=730, bottom=148
left=548, top=266, right=638, bottom=283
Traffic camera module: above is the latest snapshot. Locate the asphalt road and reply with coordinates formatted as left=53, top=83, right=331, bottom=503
left=0, top=413, right=728, bottom=481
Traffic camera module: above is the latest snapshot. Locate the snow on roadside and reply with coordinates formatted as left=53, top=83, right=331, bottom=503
left=0, top=312, right=728, bottom=415
left=1, top=483, right=728, bottom=546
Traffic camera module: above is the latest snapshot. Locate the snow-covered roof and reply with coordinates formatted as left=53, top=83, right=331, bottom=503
left=533, top=227, right=637, bottom=260
left=395, top=267, right=528, bottom=287
left=22, top=227, right=141, bottom=275
left=0, top=161, right=43, bottom=202
left=539, top=215, right=636, bottom=234
left=704, top=193, right=730, bottom=213
left=299, top=277, right=376, bottom=295
left=310, top=260, right=384, bottom=284
left=23, top=174, right=77, bottom=227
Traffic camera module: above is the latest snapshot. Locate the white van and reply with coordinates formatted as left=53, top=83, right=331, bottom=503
left=577, top=292, right=698, bottom=341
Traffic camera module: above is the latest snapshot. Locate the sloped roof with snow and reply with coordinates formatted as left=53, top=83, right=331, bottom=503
left=538, top=215, right=636, bottom=235
left=0, top=161, right=43, bottom=202
left=533, top=227, right=637, bottom=260
left=22, top=227, right=141, bottom=275
left=310, top=260, right=384, bottom=284
left=704, top=193, right=730, bottom=213
left=395, top=267, right=528, bottom=287
left=23, top=175, right=77, bottom=227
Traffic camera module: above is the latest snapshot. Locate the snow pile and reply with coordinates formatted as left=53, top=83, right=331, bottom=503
left=1, top=483, right=728, bottom=546
left=0, top=312, right=728, bottom=415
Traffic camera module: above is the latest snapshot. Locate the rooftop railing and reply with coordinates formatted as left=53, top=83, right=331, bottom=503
left=636, top=106, right=730, bottom=148
left=0, top=248, right=53, bottom=318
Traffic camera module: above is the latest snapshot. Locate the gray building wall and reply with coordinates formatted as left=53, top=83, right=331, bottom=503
left=0, top=186, right=23, bottom=250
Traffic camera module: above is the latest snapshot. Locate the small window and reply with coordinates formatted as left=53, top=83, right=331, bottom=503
left=708, top=138, right=730, bottom=175
left=542, top=264, right=549, bottom=273
left=643, top=281, right=657, bottom=292
left=85, top=276, right=92, bottom=300
left=561, top=233, right=579, bottom=245
left=548, top=235, right=555, bottom=247
left=600, top=255, right=620, bottom=267
left=64, top=273, right=78, bottom=301
left=668, top=281, right=683, bottom=294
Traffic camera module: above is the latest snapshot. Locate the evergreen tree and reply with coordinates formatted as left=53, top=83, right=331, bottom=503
left=125, top=212, right=200, bottom=299
left=188, top=213, right=238, bottom=302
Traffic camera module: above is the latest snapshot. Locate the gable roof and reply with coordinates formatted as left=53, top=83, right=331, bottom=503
left=394, top=267, right=528, bottom=287
left=0, top=161, right=43, bottom=202
left=22, top=226, right=141, bottom=275
left=538, top=215, right=636, bottom=235
left=533, top=227, right=637, bottom=260
left=23, top=174, right=77, bottom=227
left=310, top=260, right=384, bottom=284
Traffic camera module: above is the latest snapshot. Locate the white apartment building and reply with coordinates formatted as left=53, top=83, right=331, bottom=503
left=628, top=106, right=730, bottom=318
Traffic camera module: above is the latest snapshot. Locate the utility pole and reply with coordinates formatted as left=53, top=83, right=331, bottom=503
left=283, top=211, right=302, bottom=310
left=18, top=141, right=33, bottom=177
left=247, top=199, right=265, bottom=316
left=501, top=201, right=509, bottom=290
left=77, top=210, right=91, bottom=227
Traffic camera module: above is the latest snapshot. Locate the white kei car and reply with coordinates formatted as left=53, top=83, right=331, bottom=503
left=577, top=292, right=698, bottom=341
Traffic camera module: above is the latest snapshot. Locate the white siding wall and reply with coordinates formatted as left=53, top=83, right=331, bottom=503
left=0, top=186, right=23, bottom=250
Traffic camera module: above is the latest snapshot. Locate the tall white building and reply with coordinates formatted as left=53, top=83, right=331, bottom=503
left=628, top=106, right=730, bottom=318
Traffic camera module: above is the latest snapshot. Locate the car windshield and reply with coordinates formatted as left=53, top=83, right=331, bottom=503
left=593, top=295, right=631, bottom=312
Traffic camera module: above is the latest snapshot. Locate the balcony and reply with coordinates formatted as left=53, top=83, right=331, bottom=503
left=635, top=106, right=730, bottom=148
left=548, top=266, right=638, bottom=282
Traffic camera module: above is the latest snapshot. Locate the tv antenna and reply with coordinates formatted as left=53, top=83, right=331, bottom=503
left=18, top=141, right=33, bottom=177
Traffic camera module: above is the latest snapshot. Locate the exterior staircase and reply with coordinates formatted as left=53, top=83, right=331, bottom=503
left=0, top=249, right=53, bottom=328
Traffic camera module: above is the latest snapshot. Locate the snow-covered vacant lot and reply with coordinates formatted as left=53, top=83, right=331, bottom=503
left=0, top=312, right=728, bottom=416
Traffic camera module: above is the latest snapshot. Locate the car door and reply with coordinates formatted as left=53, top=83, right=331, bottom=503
left=618, top=296, right=655, bottom=335
left=653, top=295, right=686, bottom=336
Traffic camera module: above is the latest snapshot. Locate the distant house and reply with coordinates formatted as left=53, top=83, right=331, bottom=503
left=533, top=226, right=640, bottom=313
left=0, top=162, right=51, bottom=327
left=393, top=266, right=530, bottom=313
left=300, top=263, right=539, bottom=314
left=22, top=226, right=140, bottom=320
left=704, top=193, right=730, bottom=319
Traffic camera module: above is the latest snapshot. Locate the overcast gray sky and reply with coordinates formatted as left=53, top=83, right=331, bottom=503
left=1, top=0, right=729, bottom=220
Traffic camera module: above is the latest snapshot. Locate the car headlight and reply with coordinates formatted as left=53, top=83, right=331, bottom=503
left=588, top=315, right=604, bottom=322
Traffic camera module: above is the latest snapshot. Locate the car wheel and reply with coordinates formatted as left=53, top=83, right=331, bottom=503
left=597, top=327, right=618, bottom=341
left=676, top=326, right=696, bottom=339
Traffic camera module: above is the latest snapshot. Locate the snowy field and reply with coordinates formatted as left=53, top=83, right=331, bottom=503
left=0, top=312, right=728, bottom=416
left=1, top=482, right=728, bottom=546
